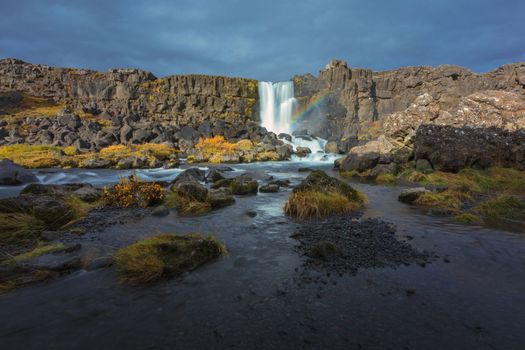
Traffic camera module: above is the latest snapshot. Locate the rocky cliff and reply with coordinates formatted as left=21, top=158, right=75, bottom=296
left=293, top=59, right=525, bottom=144
left=0, top=58, right=258, bottom=125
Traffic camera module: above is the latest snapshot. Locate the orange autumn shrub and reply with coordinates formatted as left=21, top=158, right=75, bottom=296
left=102, top=175, right=165, bottom=208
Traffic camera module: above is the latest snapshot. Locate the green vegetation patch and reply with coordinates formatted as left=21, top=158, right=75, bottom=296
left=113, top=233, right=227, bottom=285
left=284, top=170, right=366, bottom=219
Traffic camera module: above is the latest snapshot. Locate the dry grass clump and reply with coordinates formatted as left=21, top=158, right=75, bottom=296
left=98, top=143, right=176, bottom=163
left=194, top=136, right=258, bottom=163
left=113, top=233, right=227, bottom=285
left=0, top=144, right=63, bottom=168
left=284, top=191, right=359, bottom=219
left=195, top=136, right=236, bottom=158
left=2, top=94, right=65, bottom=118
left=0, top=212, right=45, bottom=245
left=102, top=175, right=165, bottom=208
left=415, top=191, right=473, bottom=213
left=254, top=151, right=279, bottom=161
left=284, top=170, right=366, bottom=219
left=397, top=167, right=525, bottom=225
left=10, top=242, right=65, bottom=262
left=473, top=195, right=525, bottom=222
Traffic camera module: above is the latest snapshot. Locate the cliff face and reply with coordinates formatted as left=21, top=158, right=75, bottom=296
left=293, top=59, right=525, bottom=142
left=0, top=59, right=258, bottom=125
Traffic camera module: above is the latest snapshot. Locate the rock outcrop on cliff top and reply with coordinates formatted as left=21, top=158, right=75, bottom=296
left=293, top=59, right=525, bottom=143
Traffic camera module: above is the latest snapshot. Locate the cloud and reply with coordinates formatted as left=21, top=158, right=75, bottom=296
left=0, top=0, right=523, bottom=81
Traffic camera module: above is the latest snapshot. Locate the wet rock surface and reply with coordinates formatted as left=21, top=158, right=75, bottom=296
left=292, top=214, right=431, bottom=276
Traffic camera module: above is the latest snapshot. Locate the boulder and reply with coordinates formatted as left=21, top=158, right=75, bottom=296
left=83, top=158, right=112, bottom=169
left=398, top=187, right=430, bottom=204
left=0, top=159, right=38, bottom=185
left=175, top=181, right=208, bottom=202
left=152, top=205, right=170, bottom=217
left=369, top=163, right=396, bottom=178
left=278, top=133, right=292, bottom=142
left=206, top=169, right=225, bottom=183
left=73, top=185, right=101, bottom=203
left=268, top=179, right=290, bottom=187
left=414, top=124, right=525, bottom=171
left=276, top=144, right=294, bottom=159
left=229, top=175, right=258, bottom=195
left=340, top=136, right=398, bottom=172
left=324, top=141, right=339, bottom=153
left=259, top=184, right=279, bottom=193
left=295, top=146, right=312, bottom=157
left=207, top=188, right=235, bottom=209
left=172, top=168, right=206, bottom=184
left=415, top=159, right=433, bottom=173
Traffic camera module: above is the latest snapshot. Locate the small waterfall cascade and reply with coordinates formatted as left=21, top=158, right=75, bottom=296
left=258, top=81, right=333, bottom=161
left=258, top=81, right=296, bottom=135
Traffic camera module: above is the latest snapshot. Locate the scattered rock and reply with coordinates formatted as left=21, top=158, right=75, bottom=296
left=229, top=175, right=258, bottom=195
left=398, top=187, right=431, bottom=204
left=0, top=159, right=38, bottom=185
left=152, top=205, right=170, bottom=217
left=259, top=184, right=279, bottom=193
left=207, top=188, right=235, bottom=209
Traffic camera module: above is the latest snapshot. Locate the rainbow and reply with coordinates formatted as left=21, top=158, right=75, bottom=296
left=290, top=92, right=331, bottom=127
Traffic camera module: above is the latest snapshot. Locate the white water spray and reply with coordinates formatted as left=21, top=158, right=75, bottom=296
left=258, top=81, right=336, bottom=162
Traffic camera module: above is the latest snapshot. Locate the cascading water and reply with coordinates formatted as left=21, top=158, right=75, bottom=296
left=258, top=81, right=296, bottom=135
left=258, top=81, right=334, bottom=161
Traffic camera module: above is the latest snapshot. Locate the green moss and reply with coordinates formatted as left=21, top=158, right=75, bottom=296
left=339, top=170, right=361, bottom=179
left=64, top=195, right=95, bottom=221
left=375, top=173, right=396, bottom=184
left=229, top=178, right=258, bottom=195
left=164, top=191, right=211, bottom=216
left=0, top=281, right=16, bottom=295
left=113, top=233, right=227, bottom=285
left=473, top=195, right=525, bottom=222
left=414, top=190, right=472, bottom=213
left=11, top=243, right=65, bottom=262
left=0, top=212, right=45, bottom=245
left=454, top=213, right=482, bottom=224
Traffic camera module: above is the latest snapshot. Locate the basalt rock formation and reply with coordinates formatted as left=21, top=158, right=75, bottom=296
left=340, top=90, right=525, bottom=173
left=293, top=59, right=525, bottom=144
left=0, top=58, right=258, bottom=125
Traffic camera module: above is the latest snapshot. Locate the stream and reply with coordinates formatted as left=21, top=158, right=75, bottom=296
left=1, top=160, right=524, bottom=349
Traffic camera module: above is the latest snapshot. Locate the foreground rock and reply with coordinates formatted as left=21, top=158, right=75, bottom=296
left=113, top=233, right=226, bottom=285
left=292, top=214, right=431, bottom=276
left=398, top=187, right=431, bottom=204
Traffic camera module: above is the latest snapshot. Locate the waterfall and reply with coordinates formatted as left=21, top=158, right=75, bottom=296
left=258, top=81, right=336, bottom=162
left=258, top=81, right=296, bottom=135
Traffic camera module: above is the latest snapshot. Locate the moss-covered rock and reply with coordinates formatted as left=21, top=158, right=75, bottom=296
left=229, top=175, right=258, bottom=195
left=284, top=170, right=366, bottom=219
left=113, top=233, right=226, bottom=285
left=207, top=189, right=235, bottom=209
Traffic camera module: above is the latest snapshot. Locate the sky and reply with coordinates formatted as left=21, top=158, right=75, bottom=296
left=0, top=0, right=524, bottom=81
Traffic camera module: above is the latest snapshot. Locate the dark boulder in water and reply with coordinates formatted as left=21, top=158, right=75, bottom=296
left=0, top=159, right=38, bottom=185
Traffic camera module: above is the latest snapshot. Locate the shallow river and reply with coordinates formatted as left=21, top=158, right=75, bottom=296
left=1, top=161, right=524, bottom=349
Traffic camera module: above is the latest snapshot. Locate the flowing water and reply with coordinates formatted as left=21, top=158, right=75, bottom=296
left=1, top=161, right=524, bottom=349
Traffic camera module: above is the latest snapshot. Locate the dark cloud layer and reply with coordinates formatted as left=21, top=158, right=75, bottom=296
left=1, top=0, right=523, bottom=81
